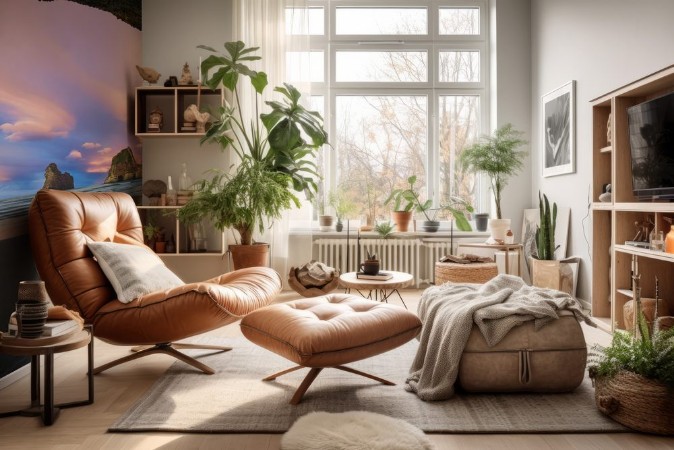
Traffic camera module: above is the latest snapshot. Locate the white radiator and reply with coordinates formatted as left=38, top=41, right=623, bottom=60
left=420, top=240, right=454, bottom=285
left=314, top=238, right=421, bottom=286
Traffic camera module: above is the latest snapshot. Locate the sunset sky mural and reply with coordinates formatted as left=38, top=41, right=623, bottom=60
left=0, top=0, right=141, bottom=200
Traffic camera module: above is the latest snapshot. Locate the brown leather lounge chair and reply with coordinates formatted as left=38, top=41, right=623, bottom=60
left=28, top=189, right=281, bottom=374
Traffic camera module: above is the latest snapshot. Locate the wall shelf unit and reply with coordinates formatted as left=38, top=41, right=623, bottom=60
left=591, top=64, right=674, bottom=333
left=135, top=86, right=223, bottom=136
left=137, top=205, right=225, bottom=257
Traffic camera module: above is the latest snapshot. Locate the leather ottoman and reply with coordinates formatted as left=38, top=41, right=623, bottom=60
left=240, top=293, right=422, bottom=404
left=458, top=310, right=587, bottom=393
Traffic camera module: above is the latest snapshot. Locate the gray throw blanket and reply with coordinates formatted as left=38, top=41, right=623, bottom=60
left=405, top=274, right=594, bottom=401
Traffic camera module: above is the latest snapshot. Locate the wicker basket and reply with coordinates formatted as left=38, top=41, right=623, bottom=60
left=435, top=262, right=498, bottom=285
left=591, top=370, right=674, bottom=435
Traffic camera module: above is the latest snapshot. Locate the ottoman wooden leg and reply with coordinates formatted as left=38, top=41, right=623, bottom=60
left=262, top=364, right=395, bottom=405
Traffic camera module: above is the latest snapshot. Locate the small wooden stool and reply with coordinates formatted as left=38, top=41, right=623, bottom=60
left=435, top=261, right=498, bottom=285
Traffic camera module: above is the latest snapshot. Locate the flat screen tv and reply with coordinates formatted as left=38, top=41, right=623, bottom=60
left=628, top=91, right=674, bottom=200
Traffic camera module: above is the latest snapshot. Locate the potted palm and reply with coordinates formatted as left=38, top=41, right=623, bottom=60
left=178, top=41, right=328, bottom=268
left=460, top=123, right=527, bottom=242
left=385, top=175, right=473, bottom=232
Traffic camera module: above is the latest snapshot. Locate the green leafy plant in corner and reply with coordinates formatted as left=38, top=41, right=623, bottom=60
left=178, top=41, right=328, bottom=245
left=534, top=192, right=559, bottom=260
left=177, top=159, right=298, bottom=245
left=589, top=311, right=674, bottom=388
left=460, top=123, right=528, bottom=219
left=374, top=221, right=396, bottom=239
left=384, top=175, right=473, bottom=231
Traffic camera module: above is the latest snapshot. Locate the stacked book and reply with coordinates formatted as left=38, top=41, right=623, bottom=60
left=8, top=319, right=80, bottom=338
left=356, top=271, right=393, bottom=281
left=181, top=122, right=196, bottom=132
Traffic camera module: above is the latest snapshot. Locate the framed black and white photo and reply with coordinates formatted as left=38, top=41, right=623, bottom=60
left=542, top=80, right=575, bottom=177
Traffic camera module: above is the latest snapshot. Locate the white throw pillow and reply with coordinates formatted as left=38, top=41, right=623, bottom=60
left=87, top=241, right=184, bottom=303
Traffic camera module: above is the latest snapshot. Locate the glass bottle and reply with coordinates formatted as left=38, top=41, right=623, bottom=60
left=179, top=163, right=192, bottom=192
left=166, top=175, right=177, bottom=206
left=666, top=225, right=674, bottom=254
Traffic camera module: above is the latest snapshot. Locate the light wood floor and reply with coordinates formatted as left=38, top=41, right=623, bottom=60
left=0, top=290, right=672, bottom=450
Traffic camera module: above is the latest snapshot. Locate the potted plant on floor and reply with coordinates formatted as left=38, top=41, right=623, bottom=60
left=178, top=41, right=328, bottom=268
left=385, top=175, right=473, bottom=232
left=460, top=123, right=527, bottom=243
left=529, top=192, right=578, bottom=295
left=589, top=309, right=674, bottom=435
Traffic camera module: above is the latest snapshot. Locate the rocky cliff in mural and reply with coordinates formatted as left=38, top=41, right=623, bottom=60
left=104, top=147, right=142, bottom=183
left=42, top=163, right=74, bottom=190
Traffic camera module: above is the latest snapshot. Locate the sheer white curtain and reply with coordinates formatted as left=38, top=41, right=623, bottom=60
left=232, top=0, right=310, bottom=282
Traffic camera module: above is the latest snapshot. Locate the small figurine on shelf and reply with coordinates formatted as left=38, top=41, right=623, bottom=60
left=148, top=107, right=163, bottom=133
left=179, top=62, right=194, bottom=85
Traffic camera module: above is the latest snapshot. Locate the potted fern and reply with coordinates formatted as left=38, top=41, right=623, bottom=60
left=460, top=123, right=527, bottom=242
left=530, top=192, right=575, bottom=294
left=178, top=41, right=328, bottom=268
left=589, top=310, right=674, bottom=434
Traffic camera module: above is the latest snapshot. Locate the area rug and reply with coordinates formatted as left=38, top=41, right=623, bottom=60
left=109, top=337, right=627, bottom=433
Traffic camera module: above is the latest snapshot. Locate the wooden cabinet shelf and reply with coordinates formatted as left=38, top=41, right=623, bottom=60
left=137, top=205, right=225, bottom=257
left=135, top=86, right=223, bottom=136
left=591, top=64, right=674, bottom=333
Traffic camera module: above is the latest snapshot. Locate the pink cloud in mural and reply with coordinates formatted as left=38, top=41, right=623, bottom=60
left=67, top=150, right=83, bottom=159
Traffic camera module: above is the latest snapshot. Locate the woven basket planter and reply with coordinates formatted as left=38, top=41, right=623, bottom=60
left=435, top=262, right=498, bottom=285
left=591, top=370, right=674, bottom=435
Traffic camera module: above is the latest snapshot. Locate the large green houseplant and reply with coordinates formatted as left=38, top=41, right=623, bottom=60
left=460, top=123, right=527, bottom=242
left=178, top=41, right=328, bottom=268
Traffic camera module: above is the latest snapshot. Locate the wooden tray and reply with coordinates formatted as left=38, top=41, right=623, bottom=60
left=0, top=326, right=82, bottom=347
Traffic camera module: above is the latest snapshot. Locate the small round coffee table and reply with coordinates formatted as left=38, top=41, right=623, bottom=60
left=339, top=271, right=414, bottom=309
left=0, top=326, right=93, bottom=426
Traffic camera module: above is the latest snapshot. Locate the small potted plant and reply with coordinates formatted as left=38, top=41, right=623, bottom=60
left=315, top=194, right=335, bottom=232
left=384, top=176, right=418, bottom=232
left=530, top=192, right=576, bottom=294
left=460, top=123, right=527, bottom=242
left=589, top=310, right=674, bottom=434
left=329, top=188, right=357, bottom=232
left=374, top=221, right=395, bottom=239
left=385, top=175, right=473, bottom=233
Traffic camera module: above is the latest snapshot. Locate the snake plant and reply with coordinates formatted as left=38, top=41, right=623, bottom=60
left=535, top=192, right=558, bottom=260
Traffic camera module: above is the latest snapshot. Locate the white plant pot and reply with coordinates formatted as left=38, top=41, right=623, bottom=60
left=488, top=218, right=511, bottom=244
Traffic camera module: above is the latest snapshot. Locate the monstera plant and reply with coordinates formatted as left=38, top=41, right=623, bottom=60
left=178, top=41, right=328, bottom=268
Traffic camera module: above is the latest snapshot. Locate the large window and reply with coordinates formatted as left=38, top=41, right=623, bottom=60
left=287, top=1, right=489, bottom=226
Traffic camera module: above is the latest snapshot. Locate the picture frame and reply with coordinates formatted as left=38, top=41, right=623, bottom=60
left=542, top=80, right=575, bottom=177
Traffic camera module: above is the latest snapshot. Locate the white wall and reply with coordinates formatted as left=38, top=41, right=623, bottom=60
left=531, top=0, right=674, bottom=301
left=142, top=0, right=234, bottom=281
left=491, top=0, right=532, bottom=243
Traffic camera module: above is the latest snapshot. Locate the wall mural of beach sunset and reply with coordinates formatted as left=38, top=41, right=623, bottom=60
left=0, top=0, right=142, bottom=219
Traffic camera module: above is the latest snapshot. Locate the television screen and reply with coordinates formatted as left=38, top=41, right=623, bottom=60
left=628, top=91, right=674, bottom=200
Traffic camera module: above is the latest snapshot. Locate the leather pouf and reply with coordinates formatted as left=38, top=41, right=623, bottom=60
left=458, top=311, right=587, bottom=393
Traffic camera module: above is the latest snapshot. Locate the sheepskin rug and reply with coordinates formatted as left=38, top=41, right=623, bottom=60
left=281, top=411, right=434, bottom=450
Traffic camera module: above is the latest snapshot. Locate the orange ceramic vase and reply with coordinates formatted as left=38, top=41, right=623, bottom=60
left=666, top=225, right=674, bottom=254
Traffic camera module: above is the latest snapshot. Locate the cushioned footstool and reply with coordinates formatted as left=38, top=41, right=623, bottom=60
left=240, top=293, right=422, bottom=404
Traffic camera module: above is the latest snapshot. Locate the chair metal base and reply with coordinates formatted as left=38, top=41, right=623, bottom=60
left=263, top=364, right=395, bottom=405
left=94, top=342, right=231, bottom=375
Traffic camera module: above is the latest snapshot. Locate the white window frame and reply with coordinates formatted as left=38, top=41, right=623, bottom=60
left=290, top=0, right=490, bottom=219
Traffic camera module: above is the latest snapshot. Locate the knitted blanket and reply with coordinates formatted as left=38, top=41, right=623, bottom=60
left=405, top=274, right=594, bottom=401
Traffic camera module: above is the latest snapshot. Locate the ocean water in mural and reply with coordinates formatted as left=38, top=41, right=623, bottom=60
left=0, top=0, right=142, bottom=217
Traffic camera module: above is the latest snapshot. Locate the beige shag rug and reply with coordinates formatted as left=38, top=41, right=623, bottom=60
left=281, top=411, right=434, bottom=450
left=109, top=337, right=626, bottom=434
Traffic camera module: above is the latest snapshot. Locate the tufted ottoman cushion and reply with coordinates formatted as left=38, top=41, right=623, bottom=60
left=241, top=293, right=422, bottom=403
